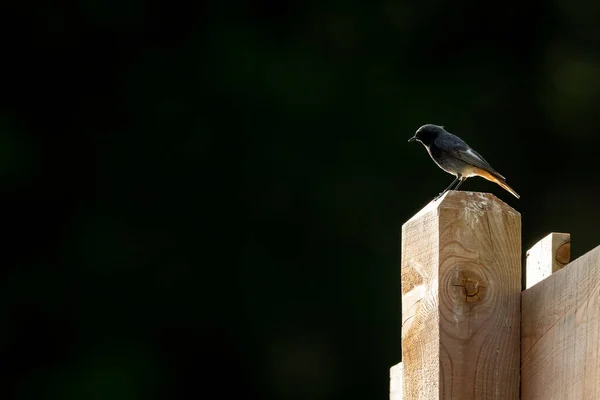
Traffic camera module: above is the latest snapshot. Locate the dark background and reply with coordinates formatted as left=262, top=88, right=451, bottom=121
left=1, top=1, right=600, bottom=399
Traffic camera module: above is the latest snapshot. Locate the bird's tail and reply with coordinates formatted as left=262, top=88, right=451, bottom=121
left=474, top=168, right=520, bottom=199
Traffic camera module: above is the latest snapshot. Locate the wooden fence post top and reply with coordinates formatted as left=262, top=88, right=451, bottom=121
left=407, top=190, right=520, bottom=224
left=525, top=232, right=571, bottom=289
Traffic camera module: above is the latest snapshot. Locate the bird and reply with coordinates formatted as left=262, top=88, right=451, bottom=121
left=408, top=124, right=520, bottom=199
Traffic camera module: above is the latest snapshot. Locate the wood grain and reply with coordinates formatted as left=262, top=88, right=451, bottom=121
left=525, top=232, right=571, bottom=289
left=401, top=196, right=440, bottom=399
left=521, top=244, right=600, bottom=400
left=401, top=190, right=521, bottom=399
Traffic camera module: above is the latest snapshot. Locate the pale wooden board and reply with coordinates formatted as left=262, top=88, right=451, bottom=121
left=521, top=244, right=600, bottom=400
left=525, top=232, right=570, bottom=289
left=401, top=196, right=440, bottom=399
left=390, top=362, right=402, bottom=400
left=401, top=190, right=521, bottom=399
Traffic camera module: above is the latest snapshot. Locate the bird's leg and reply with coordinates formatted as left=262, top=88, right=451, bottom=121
left=453, top=176, right=466, bottom=191
left=434, top=175, right=461, bottom=200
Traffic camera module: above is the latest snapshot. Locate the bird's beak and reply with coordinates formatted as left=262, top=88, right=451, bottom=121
left=408, top=136, right=418, bottom=143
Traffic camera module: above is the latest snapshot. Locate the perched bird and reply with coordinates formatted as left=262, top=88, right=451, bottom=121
left=408, top=124, right=520, bottom=199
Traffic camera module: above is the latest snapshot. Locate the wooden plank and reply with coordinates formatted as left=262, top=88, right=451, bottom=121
left=390, top=362, right=402, bottom=400
left=401, top=190, right=521, bottom=399
left=521, top=244, right=600, bottom=400
left=401, top=195, right=440, bottom=399
left=525, top=232, right=571, bottom=289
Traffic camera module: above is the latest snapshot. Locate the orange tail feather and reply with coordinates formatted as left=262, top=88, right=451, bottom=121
left=473, top=168, right=520, bottom=199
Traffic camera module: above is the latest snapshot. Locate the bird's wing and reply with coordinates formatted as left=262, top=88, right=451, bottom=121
left=436, top=133, right=505, bottom=180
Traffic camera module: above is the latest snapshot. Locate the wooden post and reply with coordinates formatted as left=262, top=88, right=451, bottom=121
left=525, top=232, right=570, bottom=289
left=401, top=190, right=521, bottom=399
left=521, top=242, right=600, bottom=400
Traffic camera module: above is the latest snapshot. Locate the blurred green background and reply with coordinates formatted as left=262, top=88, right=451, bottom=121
left=1, top=0, right=600, bottom=399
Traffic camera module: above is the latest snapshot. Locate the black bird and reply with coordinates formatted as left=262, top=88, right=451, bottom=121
left=408, top=124, right=520, bottom=199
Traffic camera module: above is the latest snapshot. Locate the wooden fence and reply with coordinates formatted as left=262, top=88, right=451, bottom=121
left=390, top=190, right=600, bottom=399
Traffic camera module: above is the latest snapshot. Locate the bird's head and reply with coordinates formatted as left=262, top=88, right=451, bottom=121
left=408, top=124, right=445, bottom=146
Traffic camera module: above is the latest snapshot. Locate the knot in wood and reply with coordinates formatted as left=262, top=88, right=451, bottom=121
left=555, top=241, right=570, bottom=265
left=451, top=270, right=487, bottom=304
left=463, top=279, right=482, bottom=302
